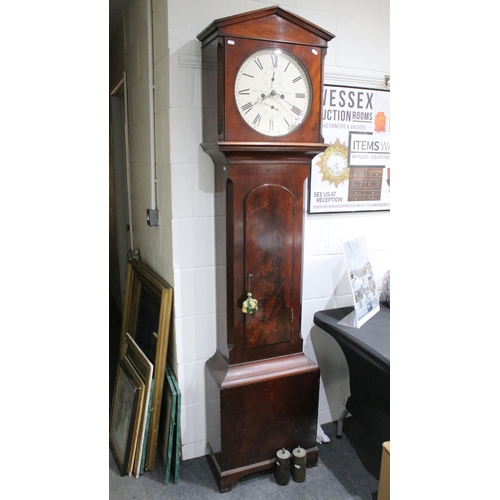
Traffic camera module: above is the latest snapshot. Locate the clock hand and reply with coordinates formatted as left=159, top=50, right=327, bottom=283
left=269, top=94, right=290, bottom=113
left=260, top=90, right=274, bottom=100
left=263, top=101, right=280, bottom=111
left=279, top=94, right=293, bottom=107
left=265, top=90, right=295, bottom=107
left=246, top=93, right=266, bottom=110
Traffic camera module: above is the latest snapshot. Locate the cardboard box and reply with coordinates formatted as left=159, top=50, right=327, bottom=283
left=378, top=441, right=390, bottom=500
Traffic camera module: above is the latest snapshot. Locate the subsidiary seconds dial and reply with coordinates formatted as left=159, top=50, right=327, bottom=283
left=234, top=48, right=312, bottom=137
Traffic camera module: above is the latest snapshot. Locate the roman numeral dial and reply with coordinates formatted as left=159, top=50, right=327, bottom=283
left=234, top=48, right=312, bottom=137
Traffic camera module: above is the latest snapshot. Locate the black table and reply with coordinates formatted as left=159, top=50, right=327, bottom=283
left=314, top=303, right=390, bottom=440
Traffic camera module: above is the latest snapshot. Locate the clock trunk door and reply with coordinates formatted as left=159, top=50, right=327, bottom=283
left=224, top=159, right=311, bottom=365
left=244, top=184, right=295, bottom=349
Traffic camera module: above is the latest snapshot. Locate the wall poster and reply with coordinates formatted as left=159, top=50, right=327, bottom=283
left=308, top=85, right=390, bottom=214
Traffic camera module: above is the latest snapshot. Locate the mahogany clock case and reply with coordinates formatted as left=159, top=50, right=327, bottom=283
left=211, top=148, right=325, bottom=367
left=197, top=6, right=334, bottom=492
left=205, top=350, right=320, bottom=492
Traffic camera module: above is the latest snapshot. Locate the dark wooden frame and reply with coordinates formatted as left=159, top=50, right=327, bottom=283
left=109, top=359, right=142, bottom=477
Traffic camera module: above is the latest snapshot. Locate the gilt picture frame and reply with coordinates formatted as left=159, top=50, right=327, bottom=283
left=120, top=258, right=173, bottom=471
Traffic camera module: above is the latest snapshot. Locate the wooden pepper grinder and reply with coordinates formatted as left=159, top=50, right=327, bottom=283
left=292, top=445, right=307, bottom=483
left=274, top=448, right=291, bottom=486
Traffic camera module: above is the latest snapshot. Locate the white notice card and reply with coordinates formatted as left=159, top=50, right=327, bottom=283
left=340, top=233, right=380, bottom=328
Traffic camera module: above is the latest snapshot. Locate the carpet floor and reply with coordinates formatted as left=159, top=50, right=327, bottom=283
left=109, top=418, right=383, bottom=499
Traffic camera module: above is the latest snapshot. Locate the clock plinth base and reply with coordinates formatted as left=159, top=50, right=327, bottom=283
left=206, top=442, right=318, bottom=493
left=205, top=350, right=320, bottom=492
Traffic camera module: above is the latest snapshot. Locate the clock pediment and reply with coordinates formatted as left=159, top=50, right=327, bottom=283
left=197, top=6, right=334, bottom=48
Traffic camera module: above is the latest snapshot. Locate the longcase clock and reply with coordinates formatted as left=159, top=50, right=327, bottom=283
left=197, top=6, right=334, bottom=492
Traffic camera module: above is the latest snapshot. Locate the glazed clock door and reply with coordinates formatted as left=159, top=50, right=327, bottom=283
left=233, top=48, right=312, bottom=137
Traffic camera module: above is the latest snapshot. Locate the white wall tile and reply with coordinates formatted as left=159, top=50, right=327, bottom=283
left=178, top=360, right=206, bottom=405
left=194, top=314, right=217, bottom=360
left=175, top=316, right=197, bottom=363
left=303, top=340, right=316, bottom=362
left=167, top=1, right=243, bottom=54
left=181, top=402, right=207, bottom=444
left=336, top=16, right=389, bottom=72
left=302, top=254, right=346, bottom=301
left=171, top=164, right=195, bottom=218
left=172, top=217, right=215, bottom=268
left=172, top=217, right=215, bottom=269
left=177, top=314, right=217, bottom=363
left=170, top=107, right=203, bottom=165
left=181, top=440, right=209, bottom=461
left=378, top=0, right=390, bottom=23
left=296, top=0, right=381, bottom=20
left=195, top=267, right=216, bottom=315
left=172, top=218, right=196, bottom=268
left=174, top=268, right=196, bottom=317
left=193, top=219, right=215, bottom=267
left=169, top=61, right=202, bottom=109
left=301, top=297, right=333, bottom=320
left=194, top=153, right=215, bottom=217
left=303, top=215, right=330, bottom=256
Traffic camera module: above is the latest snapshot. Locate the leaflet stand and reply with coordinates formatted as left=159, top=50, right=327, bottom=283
left=338, top=309, right=358, bottom=328
left=340, top=232, right=380, bottom=329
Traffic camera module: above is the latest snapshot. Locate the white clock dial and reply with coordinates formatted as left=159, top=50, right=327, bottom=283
left=326, top=152, right=347, bottom=176
left=234, top=48, right=312, bottom=137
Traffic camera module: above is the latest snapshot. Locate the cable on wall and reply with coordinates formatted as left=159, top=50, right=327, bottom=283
left=122, top=71, right=135, bottom=250
left=146, top=0, right=159, bottom=226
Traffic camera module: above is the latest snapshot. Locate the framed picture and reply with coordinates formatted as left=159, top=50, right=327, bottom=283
left=120, top=258, right=173, bottom=471
left=308, top=84, right=390, bottom=213
left=120, top=356, right=146, bottom=475
left=159, top=366, right=177, bottom=485
left=124, top=332, right=153, bottom=477
left=139, top=379, right=154, bottom=475
left=109, top=359, right=142, bottom=476
left=168, top=363, right=181, bottom=485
